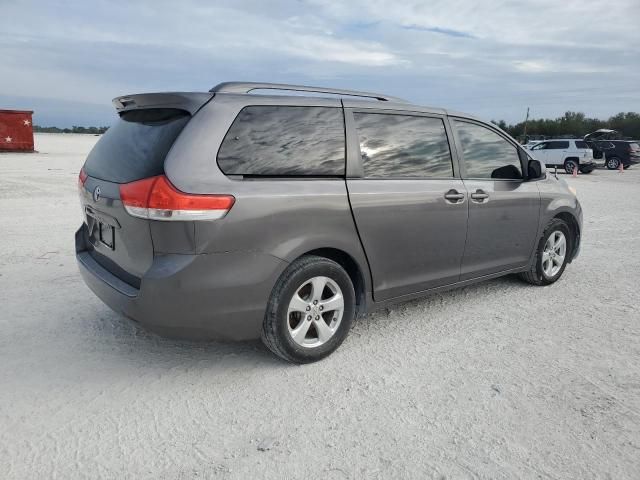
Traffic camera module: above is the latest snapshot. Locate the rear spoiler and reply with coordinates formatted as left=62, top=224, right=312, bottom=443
left=112, top=92, right=214, bottom=115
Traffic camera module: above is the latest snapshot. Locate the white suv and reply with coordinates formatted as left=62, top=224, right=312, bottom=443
left=528, top=139, right=596, bottom=174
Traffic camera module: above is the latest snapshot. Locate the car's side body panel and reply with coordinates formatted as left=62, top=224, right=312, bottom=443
left=343, top=107, right=468, bottom=301
left=446, top=116, right=542, bottom=279
left=458, top=178, right=541, bottom=279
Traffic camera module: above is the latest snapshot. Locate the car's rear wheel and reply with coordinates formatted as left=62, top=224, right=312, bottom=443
left=261, top=255, right=356, bottom=363
left=606, top=157, right=621, bottom=170
left=564, top=159, right=578, bottom=175
left=519, top=218, right=572, bottom=286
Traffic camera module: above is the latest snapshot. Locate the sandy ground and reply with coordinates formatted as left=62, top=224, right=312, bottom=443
left=1, top=133, right=639, bottom=479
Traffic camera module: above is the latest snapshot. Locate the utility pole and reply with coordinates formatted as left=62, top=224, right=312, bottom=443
left=523, top=107, right=530, bottom=143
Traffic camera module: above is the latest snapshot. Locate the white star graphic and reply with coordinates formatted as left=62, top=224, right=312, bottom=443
left=23, top=119, right=31, bottom=126
left=5, top=136, right=12, bottom=143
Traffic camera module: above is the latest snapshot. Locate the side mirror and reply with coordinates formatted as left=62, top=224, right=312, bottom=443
left=527, top=158, right=545, bottom=180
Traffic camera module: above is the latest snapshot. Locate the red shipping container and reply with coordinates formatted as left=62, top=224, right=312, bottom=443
left=0, top=109, right=34, bottom=152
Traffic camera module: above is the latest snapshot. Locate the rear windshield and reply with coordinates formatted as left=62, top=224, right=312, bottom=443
left=83, top=108, right=189, bottom=183
left=574, top=140, right=588, bottom=149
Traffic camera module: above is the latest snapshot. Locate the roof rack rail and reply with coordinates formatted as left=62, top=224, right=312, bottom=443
left=209, top=82, right=407, bottom=103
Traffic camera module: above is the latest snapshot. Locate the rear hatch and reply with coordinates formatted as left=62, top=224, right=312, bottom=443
left=78, top=94, right=211, bottom=288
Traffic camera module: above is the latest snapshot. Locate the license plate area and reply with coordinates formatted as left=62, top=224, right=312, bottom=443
left=99, top=222, right=115, bottom=249
left=85, top=206, right=120, bottom=251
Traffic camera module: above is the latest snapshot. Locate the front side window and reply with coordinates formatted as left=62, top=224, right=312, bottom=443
left=454, top=121, right=522, bottom=179
left=353, top=113, right=453, bottom=178
left=218, top=106, right=345, bottom=176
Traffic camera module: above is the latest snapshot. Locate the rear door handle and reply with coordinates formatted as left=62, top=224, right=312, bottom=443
left=444, top=189, right=465, bottom=204
left=470, top=189, right=489, bottom=202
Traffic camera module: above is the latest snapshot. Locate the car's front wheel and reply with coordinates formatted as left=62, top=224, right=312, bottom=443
left=519, top=218, right=572, bottom=286
left=262, top=255, right=356, bottom=363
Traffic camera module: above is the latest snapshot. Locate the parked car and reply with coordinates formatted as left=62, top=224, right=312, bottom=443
left=76, top=82, right=583, bottom=363
left=528, top=139, right=596, bottom=174
left=584, top=129, right=640, bottom=169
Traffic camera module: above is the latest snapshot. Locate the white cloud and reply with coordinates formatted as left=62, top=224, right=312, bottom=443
left=280, top=34, right=401, bottom=66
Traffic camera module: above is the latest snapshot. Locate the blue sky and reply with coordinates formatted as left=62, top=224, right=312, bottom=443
left=1, top=0, right=639, bottom=127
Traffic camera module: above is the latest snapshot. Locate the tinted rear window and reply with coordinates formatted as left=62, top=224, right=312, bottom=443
left=217, top=106, right=345, bottom=176
left=353, top=113, right=453, bottom=178
left=574, top=140, right=588, bottom=149
left=83, top=109, right=189, bottom=183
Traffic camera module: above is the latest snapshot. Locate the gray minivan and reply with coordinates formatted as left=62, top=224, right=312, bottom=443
left=77, top=82, right=582, bottom=363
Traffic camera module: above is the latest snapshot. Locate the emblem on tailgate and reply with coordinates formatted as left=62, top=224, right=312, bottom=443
left=93, top=186, right=101, bottom=202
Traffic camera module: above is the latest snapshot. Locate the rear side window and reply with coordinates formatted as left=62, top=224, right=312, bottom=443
left=353, top=113, right=453, bottom=178
left=547, top=141, right=570, bottom=149
left=217, top=106, right=345, bottom=176
left=574, top=140, right=588, bottom=149
left=455, top=120, right=522, bottom=179
left=83, top=109, right=189, bottom=183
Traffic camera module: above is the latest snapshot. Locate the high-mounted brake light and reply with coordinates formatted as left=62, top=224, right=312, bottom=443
left=119, top=175, right=235, bottom=221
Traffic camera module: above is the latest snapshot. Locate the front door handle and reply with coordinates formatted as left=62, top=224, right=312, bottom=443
left=470, top=189, right=489, bottom=202
left=444, top=189, right=465, bottom=203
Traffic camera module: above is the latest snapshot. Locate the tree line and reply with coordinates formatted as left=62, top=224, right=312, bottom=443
left=31, top=111, right=640, bottom=141
left=492, top=111, right=640, bottom=142
left=33, top=125, right=109, bottom=134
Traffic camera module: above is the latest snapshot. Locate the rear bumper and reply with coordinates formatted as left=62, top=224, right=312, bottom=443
left=76, top=227, right=287, bottom=341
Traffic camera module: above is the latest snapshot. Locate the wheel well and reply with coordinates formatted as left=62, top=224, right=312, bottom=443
left=554, top=212, right=580, bottom=262
left=304, top=248, right=367, bottom=316
left=564, top=157, right=579, bottom=164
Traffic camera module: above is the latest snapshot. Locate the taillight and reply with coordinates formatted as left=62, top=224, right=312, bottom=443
left=78, top=168, right=88, bottom=190
left=119, top=175, right=235, bottom=221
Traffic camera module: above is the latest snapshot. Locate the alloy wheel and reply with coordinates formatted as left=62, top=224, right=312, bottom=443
left=542, top=231, right=566, bottom=277
left=287, top=276, right=344, bottom=348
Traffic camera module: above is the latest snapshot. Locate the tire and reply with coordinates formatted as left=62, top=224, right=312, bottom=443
left=564, top=159, right=578, bottom=175
left=606, top=157, right=621, bottom=170
left=579, top=166, right=593, bottom=174
left=261, top=255, right=356, bottom=363
left=519, top=218, right=572, bottom=286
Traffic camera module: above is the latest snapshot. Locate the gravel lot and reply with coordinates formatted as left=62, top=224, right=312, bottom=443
left=1, top=133, right=639, bottom=479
